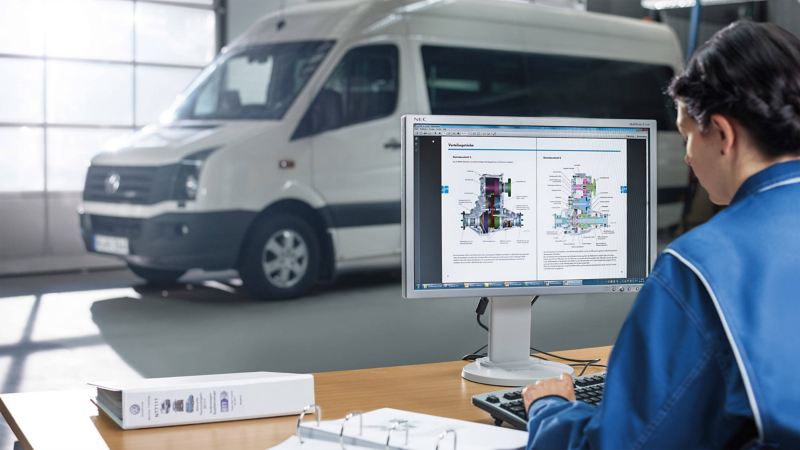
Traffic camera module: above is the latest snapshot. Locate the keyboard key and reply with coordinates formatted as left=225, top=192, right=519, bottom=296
left=486, top=395, right=499, bottom=404
left=503, top=391, right=522, bottom=400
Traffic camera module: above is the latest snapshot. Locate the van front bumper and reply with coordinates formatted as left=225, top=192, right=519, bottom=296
left=79, top=211, right=256, bottom=271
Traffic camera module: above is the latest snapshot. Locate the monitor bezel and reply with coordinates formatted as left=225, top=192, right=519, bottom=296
left=401, top=114, right=658, bottom=299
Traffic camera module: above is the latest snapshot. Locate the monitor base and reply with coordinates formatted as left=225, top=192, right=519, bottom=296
left=462, top=356, right=574, bottom=387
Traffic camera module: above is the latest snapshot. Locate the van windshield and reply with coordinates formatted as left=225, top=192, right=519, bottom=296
left=171, top=40, right=334, bottom=121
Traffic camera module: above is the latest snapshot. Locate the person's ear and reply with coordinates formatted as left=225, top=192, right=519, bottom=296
left=709, top=114, right=735, bottom=156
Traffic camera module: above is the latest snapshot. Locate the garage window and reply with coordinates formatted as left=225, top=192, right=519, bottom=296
left=421, top=45, right=676, bottom=130
left=0, top=0, right=218, bottom=192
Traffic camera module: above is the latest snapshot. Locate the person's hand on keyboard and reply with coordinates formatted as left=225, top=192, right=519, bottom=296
left=522, top=373, right=576, bottom=413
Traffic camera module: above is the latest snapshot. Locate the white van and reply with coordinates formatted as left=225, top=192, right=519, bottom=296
left=79, top=0, right=684, bottom=299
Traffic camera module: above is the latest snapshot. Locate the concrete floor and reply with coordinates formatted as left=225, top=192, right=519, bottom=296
left=0, top=269, right=636, bottom=449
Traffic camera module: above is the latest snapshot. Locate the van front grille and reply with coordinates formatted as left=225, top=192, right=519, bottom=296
left=83, top=165, right=175, bottom=204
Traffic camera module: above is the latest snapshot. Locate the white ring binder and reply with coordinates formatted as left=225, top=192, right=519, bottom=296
left=296, top=404, right=322, bottom=444
left=384, top=420, right=410, bottom=449
left=435, top=429, right=458, bottom=450
left=284, top=407, right=527, bottom=450
left=339, top=411, right=364, bottom=449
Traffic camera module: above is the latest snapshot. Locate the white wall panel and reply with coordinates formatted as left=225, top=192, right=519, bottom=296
left=46, top=61, right=134, bottom=126
left=0, top=59, right=44, bottom=124
left=0, top=127, right=44, bottom=192
left=135, top=3, right=216, bottom=66
left=0, top=0, right=46, bottom=56
left=45, top=0, right=134, bottom=62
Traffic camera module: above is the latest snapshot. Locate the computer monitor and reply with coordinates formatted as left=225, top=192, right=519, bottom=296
left=401, top=115, right=657, bottom=386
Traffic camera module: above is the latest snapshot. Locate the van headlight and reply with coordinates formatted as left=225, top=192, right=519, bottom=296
left=184, top=173, right=199, bottom=199
left=173, top=148, right=217, bottom=201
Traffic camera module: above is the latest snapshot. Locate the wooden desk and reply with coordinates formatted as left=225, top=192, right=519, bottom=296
left=1, top=347, right=610, bottom=450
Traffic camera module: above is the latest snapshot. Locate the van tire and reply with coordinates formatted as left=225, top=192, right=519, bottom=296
left=128, top=264, right=185, bottom=285
left=239, top=214, right=320, bottom=300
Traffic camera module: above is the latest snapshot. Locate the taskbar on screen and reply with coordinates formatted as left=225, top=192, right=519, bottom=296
left=415, top=277, right=646, bottom=290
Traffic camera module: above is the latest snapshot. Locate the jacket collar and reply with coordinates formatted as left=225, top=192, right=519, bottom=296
left=730, top=160, right=800, bottom=205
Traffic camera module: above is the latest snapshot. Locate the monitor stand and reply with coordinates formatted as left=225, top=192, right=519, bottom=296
left=462, top=296, right=574, bottom=386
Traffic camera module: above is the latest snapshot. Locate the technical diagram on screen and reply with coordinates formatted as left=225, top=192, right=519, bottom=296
left=554, top=172, right=609, bottom=235
left=461, top=174, right=524, bottom=235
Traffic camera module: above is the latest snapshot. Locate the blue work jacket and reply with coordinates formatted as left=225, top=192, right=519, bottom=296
left=526, top=160, right=800, bottom=450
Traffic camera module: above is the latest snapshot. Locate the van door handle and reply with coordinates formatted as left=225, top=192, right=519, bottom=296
left=384, top=139, right=401, bottom=150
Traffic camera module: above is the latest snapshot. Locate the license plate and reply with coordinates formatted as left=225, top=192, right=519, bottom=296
left=94, top=235, right=130, bottom=255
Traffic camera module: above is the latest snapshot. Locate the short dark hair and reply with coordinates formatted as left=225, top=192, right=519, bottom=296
left=669, top=21, right=800, bottom=158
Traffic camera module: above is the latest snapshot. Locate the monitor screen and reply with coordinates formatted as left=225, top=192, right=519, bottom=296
left=402, top=116, right=656, bottom=299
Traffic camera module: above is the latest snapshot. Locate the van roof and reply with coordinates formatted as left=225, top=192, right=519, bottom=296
left=229, top=0, right=681, bottom=67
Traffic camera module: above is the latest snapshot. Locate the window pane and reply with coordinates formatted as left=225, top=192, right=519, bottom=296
left=524, top=54, right=676, bottom=129
left=193, top=68, right=222, bottom=117
left=47, top=61, right=133, bottom=126
left=0, top=58, right=44, bottom=123
left=422, top=46, right=528, bottom=116
left=46, top=128, right=132, bottom=192
left=342, top=45, right=398, bottom=125
left=296, top=45, right=398, bottom=138
left=45, top=0, right=134, bottom=61
left=135, top=3, right=216, bottom=66
left=0, top=0, right=45, bottom=56
left=174, top=41, right=333, bottom=121
left=0, top=127, right=44, bottom=192
left=421, top=46, right=676, bottom=130
left=136, top=66, right=199, bottom=126
left=226, top=57, right=273, bottom=105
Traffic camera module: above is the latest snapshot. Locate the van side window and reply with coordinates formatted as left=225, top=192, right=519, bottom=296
left=421, top=46, right=676, bottom=130
left=293, top=44, right=399, bottom=139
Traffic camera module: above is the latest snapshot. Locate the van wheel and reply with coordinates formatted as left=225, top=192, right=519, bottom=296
left=239, top=214, right=320, bottom=300
left=128, top=264, right=185, bottom=285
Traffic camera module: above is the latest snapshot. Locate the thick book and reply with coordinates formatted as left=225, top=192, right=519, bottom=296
left=91, top=372, right=314, bottom=429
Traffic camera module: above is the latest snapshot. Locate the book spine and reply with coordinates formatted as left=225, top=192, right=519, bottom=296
left=120, top=376, right=314, bottom=429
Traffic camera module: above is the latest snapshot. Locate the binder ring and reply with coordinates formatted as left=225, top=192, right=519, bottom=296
left=384, top=420, right=410, bottom=449
left=338, top=411, right=363, bottom=449
left=435, top=429, right=457, bottom=450
left=296, top=404, right=322, bottom=444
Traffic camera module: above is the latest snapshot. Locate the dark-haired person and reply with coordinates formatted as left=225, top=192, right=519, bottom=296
left=521, top=21, right=800, bottom=449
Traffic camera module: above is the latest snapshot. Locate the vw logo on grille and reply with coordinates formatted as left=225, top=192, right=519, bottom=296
left=104, top=173, right=121, bottom=194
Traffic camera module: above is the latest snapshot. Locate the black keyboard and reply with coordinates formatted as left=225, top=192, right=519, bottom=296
left=472, top=372, right=606, bottom=430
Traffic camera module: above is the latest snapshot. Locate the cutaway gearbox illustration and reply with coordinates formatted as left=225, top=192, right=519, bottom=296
left=554, top=173, right=609, bottom=235
left=461, top=174, right=524, bottom=234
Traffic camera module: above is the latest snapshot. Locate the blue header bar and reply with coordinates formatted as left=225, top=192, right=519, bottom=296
left=414, top=124, right=644, bottom=132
